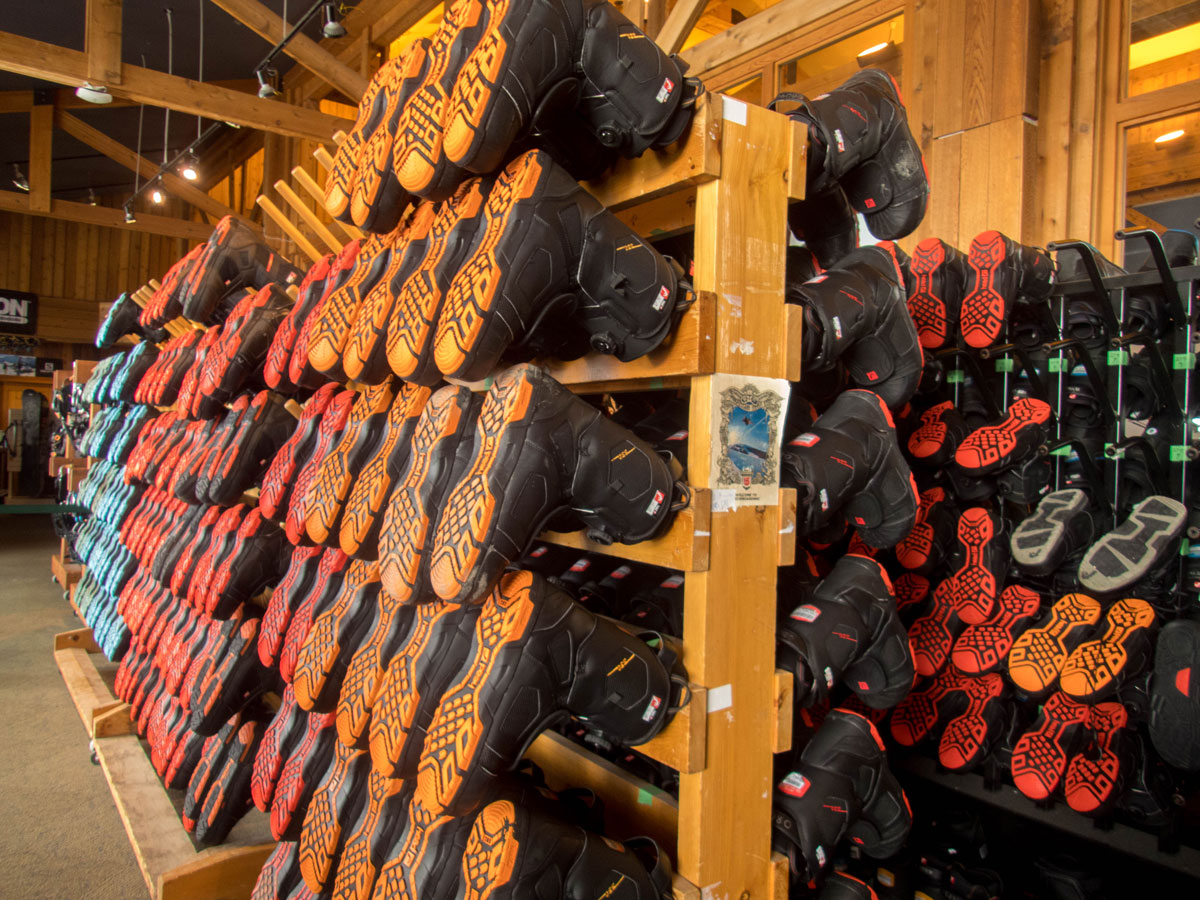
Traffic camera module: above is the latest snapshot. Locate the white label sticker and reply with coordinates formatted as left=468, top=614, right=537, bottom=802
left=707, top=683, right=732, bottom=713
left=789, top=604, right=821, bottom=623
left=722, top=95, right=748, bottom=126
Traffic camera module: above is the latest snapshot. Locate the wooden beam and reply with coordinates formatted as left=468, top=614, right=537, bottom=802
left=274, top=180, right=342, bottom=252
left=210, top=0, right=368, bottom=101
left=85, top=0, right=123, bottom=86
left=55, top=110, right=241, bottom=225
left=256, top=195, right=323, bottom=262
left=656, top=0, right=708, bottom=54
left=29, top=105, right=53, bottom=213
left=1124, top=207, right=1169, bottom=232
left=0, top=30, right=348, bottom=142
left=0, top=190, right=213, bottom=241
left=679, top=0, right=848, bottom=77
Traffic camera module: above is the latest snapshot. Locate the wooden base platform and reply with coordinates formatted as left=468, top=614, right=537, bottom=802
left=51, top=552, right=82, bottom=590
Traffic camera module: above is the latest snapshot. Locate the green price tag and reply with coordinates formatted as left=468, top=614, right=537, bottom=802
left=1181, top=539, right=1191, bottom=557
left=947, top=369, right=965, bottom=384
left=1107, top=350, right=1130, bottom=366
left=1048, top=358, right=1067, bottom=374
left=1174, top=353, right=1196, bottom=370
left=1170, top=445, right=1190, bottom=462
left=1105, top=443, right=1118, bottom=458
left=994, top=358, right=1015, bottom=373
left=1050, top=446, right=1073, bottom=457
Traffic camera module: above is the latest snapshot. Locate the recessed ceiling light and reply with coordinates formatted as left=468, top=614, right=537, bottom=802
left=75, top=82, right=113, bottom=104
left=1155, top=129, right=1185, bottom=144
left=858, top=41, right=890, bottom=58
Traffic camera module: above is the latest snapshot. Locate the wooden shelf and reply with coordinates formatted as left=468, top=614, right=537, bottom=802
left=540, top=488, right=711, bottom=573
left=51, top=552, right=82, bottom=590
left=53, top=628, right=275, bottom=900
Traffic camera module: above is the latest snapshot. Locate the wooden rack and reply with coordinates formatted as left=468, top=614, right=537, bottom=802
left=48, top=359, right=98, bottom=589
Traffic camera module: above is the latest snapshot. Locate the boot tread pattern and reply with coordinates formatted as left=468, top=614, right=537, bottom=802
left=1007, top=593, right=1102, bottom=694
left=1059, top=598, right=1155, bottom=701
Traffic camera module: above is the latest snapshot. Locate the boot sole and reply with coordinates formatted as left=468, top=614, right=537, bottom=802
left=938, top=671, right=1006, bottom=771
left=907, top=401, right=960, bottom=464
left=1007, top=592, right=1101, bottom=694
left=840, top=389, right=920, bottom=550
left=890, top=664, right=961, bottom=746
left=335, top=603, right=409, bottom=747
left=961, top=230, right=1013, bottom=348
left=1059, top=597, right=1155, bottom=702
left=416, top=572, right=537, bottom=815
left=430, top=365, right=537, bottom=602
left=387, top=181, right=488, bottom=382
left=1149, top=619, right=1200, bottom=771
left=954, top=397, right=1051, bottom=474
left=297, top=744, right=368, bottom=892
left=895, top=487, right=947, bottom=572
left=1078, top=495, right=1187, bottom=595
left=378, top=384, right=476, bottom=604
left=1064, top=701, right=1127, bottom=815
left=908, top=580, right=962, bottom=677
left=1010, top=488, right=1089, bottom=574
left=252, top=689, right=301, bottom=811
left=307, top=236, right=391, bottom=378
left=372, top=798, right=454, bottom=900
left=326, top=55, right=403, bottom=220
left=342, top=225, right=421, bottom=384
left=280, top=551, right=350, bottom=684
left=433, top=151, right=547, bottom=380
left=907, top=238, right=955, bottom=349
left=252, top=841, right=302, bottom=900
left=327, top=768, right=408, bottom=900
left=461, top=799, right=522, bottom=900
left=942, top=507, right=1002, bottom=625
left=260, top=547, right=325, bottom=667
left=952, top=585, right=1041, bottom=674
left=1011, top=691, right=1089, bottom=800
left=285, top=391, right=356, bottom=545
left=271, top=716, right=336, bottom=841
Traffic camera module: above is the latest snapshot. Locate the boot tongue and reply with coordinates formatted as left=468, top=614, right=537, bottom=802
left=563, top=832, right=665, bottom=900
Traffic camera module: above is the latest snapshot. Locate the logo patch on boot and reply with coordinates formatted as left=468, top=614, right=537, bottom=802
left=653, top=285, right=670, bottom=311
left=778, top=772, right=810, bottom=797
left=823, top=666, right=834, bottom=688
left=656, top=77, right=675, bottom=103
left=659, top=573, right=684, bottom=589
left=790, top=433, right=819, bottom=447
left=570, top=558, right=591, bottom=573
left=832, top=316, right=843, bottom=339
left=833, top=128, right=846, bottom=153
left=642, top=695, right=663, bottom=722
left=790, top=604, right=821, bottom=623
left=645, top=490, right=665, bottom=516
left=610, top=565, right=632, bottom=580
left=819, top=488, right=830, bottom=511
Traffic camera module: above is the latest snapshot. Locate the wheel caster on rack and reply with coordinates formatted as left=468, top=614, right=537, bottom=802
left=88, top=739, right=99, bottom=766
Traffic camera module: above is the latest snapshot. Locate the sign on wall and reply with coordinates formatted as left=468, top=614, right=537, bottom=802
left=0, top=290, right=38, bottom=336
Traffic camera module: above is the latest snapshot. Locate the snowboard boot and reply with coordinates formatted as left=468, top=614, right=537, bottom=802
left=786, top=184, right=860, bottom=269
left=198, top=284, right=294, bottom=408
left=306, top=231, right=393, bottom=380
left=206, top=391, right=298, bottom=506
left=96, top=291, right=145, bottom=348
left=284, top=390, right=356, bottom=546
left=181, top=216, right=302, bottom=323
left=1064, top=701, right=1128, bottom=816
left=416, top=570, right=682, bottom=815
left=895, top=486, right=954, bottom=574
left=951, top=585, right=1041, bottom=675
left=289, top=242, right=362, bottom=390
left=259, top=546, right=325, bottom=668
left=368, top=600, right=482, bottom=777
left=259, top=383, right=341, bottom=522
left=906, top=237, right=968, bottom=349
left=1011, top=691, right=1091, bottom=802
left=279, top=549, right=351, bottom=684
left=773, top=709, right=911, bottom=887
left=907, top=579, right=963, bottom=677
left=777, top=554, right=914, bottom=709
left=1149, top=618, right=1200, bottom=771
left=889, top=666, right=1007, bottom=771
left=1078, top=496, right=1188, bottom=597
left=430, top=364, right=683, bottom=604
left=1059, top=597, right=1156, bottom=702
left=195, top=718, right=261, bottom=845
left=325, top=768, right=413, bottom=900
left=959, top=231, right=1055, bottom=349
left=433, top=149, right=694, bottom=381
left=906, top=401, right=970, bottom=467
left=460, top=799, right=674, bottom=900
left=253, top=841, right=304, bottom=900
left=778, top=69, right=928, bottom=239
left=1007, top=593, right=1102, bottom=695
left=334, top=598, right=415, bottom=747
left=794, top=244, right=923, bottom=409
left=782, top=389, right=918, bottom=549
left=252, top=686, right=305, bottom=811
left=1010, top=489, right=1099, bottom=577
left=297, top=741, right=370, bottom=892
left=265, top=254, right=333, bottom=391
left=954, top=397, right=1053, bottom=475
left=940, top=507, right=1008, bottom=626
left=818, top=872, right=878, bottom=900
left=378, top=384, right=484, bottom=605
left=271, top=709, right=337, bottom=841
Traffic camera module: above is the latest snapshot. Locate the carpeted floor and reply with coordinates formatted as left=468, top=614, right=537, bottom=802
left=0, top=514, right=145, bottom=900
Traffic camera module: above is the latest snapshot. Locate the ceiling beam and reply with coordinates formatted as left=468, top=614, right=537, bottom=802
left=288, top=0, right=441, bottom=104
left=655, top=0, right=707, bottom=54
left=209, top=0, right=368, bottom=101
left=679, top=0, right=848, bottom=78
left=55, top=110, right=242, bottom=225
left=0, top=30, right=349, bottom=142
left=0, top=189, right=214, bottom=241
left=29, top=105, right=53, bottom=213
left=85, top=0, right=123, bottom=86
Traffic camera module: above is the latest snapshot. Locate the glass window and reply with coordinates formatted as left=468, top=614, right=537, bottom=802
left=1122, top=110, right=1200, bottom=266
left=776, top=15, right=903, bottom=98
left=1128, top=0, right=1200, bottom=97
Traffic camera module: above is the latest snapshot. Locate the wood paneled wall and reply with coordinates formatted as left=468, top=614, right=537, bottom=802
left=0, top=210, right=187, bottom=347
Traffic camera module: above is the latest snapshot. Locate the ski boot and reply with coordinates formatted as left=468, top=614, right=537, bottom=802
left=181, top=216, right=302, bottom=323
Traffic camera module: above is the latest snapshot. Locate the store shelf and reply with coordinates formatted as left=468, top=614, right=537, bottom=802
left=51, top=552, right=82, bottom=590
left=897, top=754, right=1200, bottom=880
left=53, top=628, right=274, bottom=900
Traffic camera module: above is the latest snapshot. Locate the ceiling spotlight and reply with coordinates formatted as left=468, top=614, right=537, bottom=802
left=11, top=164, right=29, bottom=192
left=179, top=152, right=200, bottom=181
left=150, top=185, right=165, bottom=204
left=86, top=188, right=99, bottom=206
left=1155, top=129, right=1185, bottom=144
left=75, top=82, right=114, bottom=104
left=322, top=2, right=347, bottom=38
left=124, top=205, right=137, bottom=224
left=256, top=67, right=281, bottom=99
left=858, top=42, right=889, bottom=58
left=856, top=40, right=898, bottom=67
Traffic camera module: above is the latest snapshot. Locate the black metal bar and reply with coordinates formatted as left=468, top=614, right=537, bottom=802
left=1047, top=240, right=1122, bottom=334
left=1040, top=337, right=1116, bottom=420
left=1116, top=228, right=1186, bottom=323
left=1041, top=440, right=1111, bottom=515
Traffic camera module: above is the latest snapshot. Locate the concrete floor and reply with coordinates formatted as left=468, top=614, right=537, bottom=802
left=0, top=514, right=145, bottom=900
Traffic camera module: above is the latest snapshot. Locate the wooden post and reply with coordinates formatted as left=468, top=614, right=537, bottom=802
left=85, top=0, right=123, bottom=86
left=28, top=104, right=53, bottom=213
left=676, top=96, right=792, bottom=898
